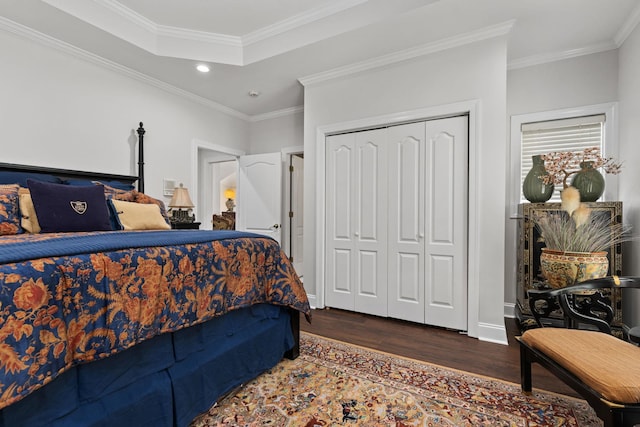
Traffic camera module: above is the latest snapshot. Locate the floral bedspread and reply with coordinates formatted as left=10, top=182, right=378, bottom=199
left=0, top=231, right=309, bottom=409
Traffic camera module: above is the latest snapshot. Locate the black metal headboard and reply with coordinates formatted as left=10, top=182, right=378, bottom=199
left=137, top=122, right=145, bottom=193
left=0, top=122, right=145, bottom=190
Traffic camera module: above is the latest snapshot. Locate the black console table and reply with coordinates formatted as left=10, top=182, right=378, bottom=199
left=515, top=202, right=623, bottom=330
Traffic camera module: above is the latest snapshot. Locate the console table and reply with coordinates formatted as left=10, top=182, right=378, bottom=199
left=515, top=201, right=624, bottom=329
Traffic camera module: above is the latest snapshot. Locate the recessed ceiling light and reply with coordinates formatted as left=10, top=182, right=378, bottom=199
left=196, top=64, right=210, bottom=73
left=248, top=90, right=260, bottom=97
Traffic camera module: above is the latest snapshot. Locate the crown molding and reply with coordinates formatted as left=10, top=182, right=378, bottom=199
left=242, top=0, right=367, bottom=46
left=614, top=2, right=640, bottom=47
left=249, top=105, right=304, bottom=123
left=157, top=25, right=241, bottom=46
left=507, top=41, right=617, bottom=70
left=97, top=0, right=157, bottom=33
left=0, top=16, right=249, bottom=121
left=298, top=20, right=515, bottom=87
left=509, top=4, right=640, bottom=71
left=41, top=0, right=371, bottom=66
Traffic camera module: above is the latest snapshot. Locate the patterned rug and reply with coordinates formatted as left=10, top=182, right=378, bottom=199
left=191, top=332, right=601, bottom=426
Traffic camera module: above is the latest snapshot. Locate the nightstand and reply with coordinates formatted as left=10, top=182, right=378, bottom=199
left=171, top=222, right=200, bottom=230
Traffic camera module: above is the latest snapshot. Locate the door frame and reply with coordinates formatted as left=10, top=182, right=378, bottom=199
left=191, top=139, right=245, bottom=228
left=281, top=146, right=304, bottom=275
left=314, top=100, right=481, bottom=338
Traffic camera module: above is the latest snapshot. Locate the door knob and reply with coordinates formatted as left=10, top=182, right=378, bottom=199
left=273, top=224, right=280, bottom=229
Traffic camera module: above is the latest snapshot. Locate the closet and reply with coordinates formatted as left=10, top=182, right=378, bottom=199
left=325, top=116, right=468, bottom=330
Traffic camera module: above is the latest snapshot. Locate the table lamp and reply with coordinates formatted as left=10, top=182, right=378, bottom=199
left=168, top=183, right=195, bottom=223
left=224, top=188, right=236, bottom=212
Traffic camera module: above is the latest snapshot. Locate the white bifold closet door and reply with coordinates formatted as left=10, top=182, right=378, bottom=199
left=387, top=117, right=468, bottom=330
left=325, top=116, right=468, bottom=330
left=325, top=129, right=388, bottom=317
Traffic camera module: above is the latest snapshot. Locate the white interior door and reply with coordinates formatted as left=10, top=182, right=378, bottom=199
left=353, top=129, right=388, bottom=316
left=291, top=154, right=304, bottom=277
left=325, top=130, right=388, bottom=316
left=387, top=122, right=426, bottom=323
left=325, top=133, right=355, bottom=311
left=424, top=116, right=468, bottom=330
left=237, top=153, right=282, bottom=243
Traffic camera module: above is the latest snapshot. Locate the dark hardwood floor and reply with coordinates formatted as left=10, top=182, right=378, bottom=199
left=300, top=307, right=579, bottom=398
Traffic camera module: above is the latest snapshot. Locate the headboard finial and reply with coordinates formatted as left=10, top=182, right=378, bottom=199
left=136, top=122, right=145, bottom=193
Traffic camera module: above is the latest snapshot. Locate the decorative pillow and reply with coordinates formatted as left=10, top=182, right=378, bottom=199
left=104, top=184, right=136, bottom=202
left=64, top=179, right=136, bottom=192
left=0, top=171, right=60, bottom=187
left=106, top=199, right=124, bottom=231
left=18, top=188, right=41, bottom=233
left=110, top=199, right=171, bottom=230
left=0, top=184, right=22, bottom=235
left=26, top=179, right=112, bottom=233
left=131, top=191, right=171, bottom=224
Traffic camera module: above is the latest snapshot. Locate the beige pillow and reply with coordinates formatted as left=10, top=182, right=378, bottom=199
left=111, top=199, right=171, bottom=230
left=18, top=189, right=41, bottom=233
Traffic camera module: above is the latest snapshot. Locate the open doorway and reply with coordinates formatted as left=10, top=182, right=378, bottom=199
left=285, top=152, right=304, bottom=280
left=193, top=141, right=304, bottom=279
left=193, top=141, right=243, bottom=230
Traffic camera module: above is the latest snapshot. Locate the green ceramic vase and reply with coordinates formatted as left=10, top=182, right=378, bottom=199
left=522, top=155, right=554, bottom=203
left=571, top=161, right=605, bottom=202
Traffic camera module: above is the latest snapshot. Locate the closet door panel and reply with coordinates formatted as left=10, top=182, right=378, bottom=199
left=358, top=251, right=378, bottom=296
left=387, top=122, right=425, bottom=323
left=397, top=253, right=420, bottom=301
left=332, top=145, right=352, bottom=239
left=430, top=136, right=454, bottom=243
left=354, top=130, right=388, bottom=316
left=357, top=139, right=380, bottom=240
left=424, top=116, right=468, bottom=330
left=332, top=249, right=352, bottom=293
left=428, top=255, right=455, bottom=305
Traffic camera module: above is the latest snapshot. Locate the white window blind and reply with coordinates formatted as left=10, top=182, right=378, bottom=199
left=520, top=114, right=605, bottom=202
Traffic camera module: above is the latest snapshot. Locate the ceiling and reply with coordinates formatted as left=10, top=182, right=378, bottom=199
left=1, top=0, right=639, bottom=119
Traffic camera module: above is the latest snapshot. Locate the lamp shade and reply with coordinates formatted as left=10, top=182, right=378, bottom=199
left=224, top=188, right=236, bottom=200
left=169, top=183, right=195, bottom=208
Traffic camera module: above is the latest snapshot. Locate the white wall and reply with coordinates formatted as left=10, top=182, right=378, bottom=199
left=618, top=22, right=640, bottom=325
left=248, top=111, right=304, bottom=154
left=302, top=36, right=509, bottom=343
left=505, top=50, right=619, bottom=308
left=0, top=28, right=249, bottom=209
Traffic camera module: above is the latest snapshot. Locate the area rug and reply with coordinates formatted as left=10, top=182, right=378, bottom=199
left=191, top=332, right=601, bottom=426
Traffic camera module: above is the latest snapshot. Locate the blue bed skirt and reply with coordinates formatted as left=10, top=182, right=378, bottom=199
left=0, top=304, right=294, bottom=427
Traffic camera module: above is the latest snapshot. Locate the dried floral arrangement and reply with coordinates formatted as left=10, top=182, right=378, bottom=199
left=534, top=186, right=631, bottom=253
left=540, top=147, right=622, bottom=188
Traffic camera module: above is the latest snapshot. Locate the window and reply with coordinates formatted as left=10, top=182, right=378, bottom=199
left=510, top=103, right=618, bottom=216
left=521, top=114, right=605, bottom=202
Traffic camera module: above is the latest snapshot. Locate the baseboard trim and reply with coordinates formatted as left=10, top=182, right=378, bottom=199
left=477, top=322, right=508, bottom=345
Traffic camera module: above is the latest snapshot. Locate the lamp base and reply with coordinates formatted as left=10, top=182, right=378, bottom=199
left=170, top=209, right=195, bottom=223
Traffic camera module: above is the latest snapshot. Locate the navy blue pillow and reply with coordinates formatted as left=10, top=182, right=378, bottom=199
left=0, top=171, right=60, bottom=186
left=106, top=199, right=124, bottom=231
left=64, top=179, right=135, bottom=191
left=27, top=179, right=112, bottom=232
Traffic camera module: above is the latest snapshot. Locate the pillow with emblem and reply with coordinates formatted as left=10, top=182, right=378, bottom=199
left=26, top=179, right=112, bottom=232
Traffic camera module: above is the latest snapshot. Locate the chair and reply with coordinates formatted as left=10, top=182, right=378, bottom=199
left=527, top=276, right=640, bottom=336
left=212, top=213, right=235, bottom=230
left=518, top=276, right=640, bottom=427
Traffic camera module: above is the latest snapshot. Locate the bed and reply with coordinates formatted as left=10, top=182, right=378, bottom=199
left=0, top=124, right=310, bottom=426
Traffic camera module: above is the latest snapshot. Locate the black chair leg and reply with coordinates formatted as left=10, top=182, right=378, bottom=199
left=520, top=344, right=532, bottom=394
